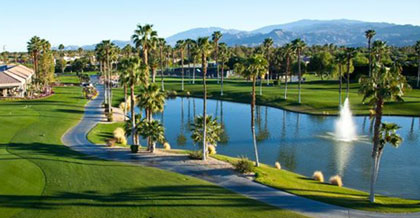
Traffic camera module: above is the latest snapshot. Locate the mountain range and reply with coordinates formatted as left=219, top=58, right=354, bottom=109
left=60, top=19, right=420, bottom=50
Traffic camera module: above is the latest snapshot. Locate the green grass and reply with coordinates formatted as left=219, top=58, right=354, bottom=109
left=85, top=122, right=420, bottom=213
left=87, top=122, right=126, bottom=146
left=213, top=154, right=420, bottom=213
left=0, top=86, right=304, bottom=218
left=112, top=77, right=420, bottom=116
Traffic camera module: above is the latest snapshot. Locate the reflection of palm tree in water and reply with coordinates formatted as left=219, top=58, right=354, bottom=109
left=407, top=117, right=418, bottom=141
left=281, top=110, right=286, bottom=138
left=295, top=113, right=300, bottom=137
left=177, top=98, right=187, bottom=146
left=277, top=143, right=297, bottom=171
left=218, top=100, right=229, bottom=144
left=256, top=106, right=270, bottom=142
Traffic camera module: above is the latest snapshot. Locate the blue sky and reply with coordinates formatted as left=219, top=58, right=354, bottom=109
left=1, top=0, right=420, bottom=51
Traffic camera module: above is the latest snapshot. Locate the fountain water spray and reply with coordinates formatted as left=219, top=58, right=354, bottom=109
left=335, top=98, right=357, bottom=142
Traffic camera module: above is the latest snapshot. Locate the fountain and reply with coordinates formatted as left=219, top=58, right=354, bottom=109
left=335, top=98, right=357, bottom=142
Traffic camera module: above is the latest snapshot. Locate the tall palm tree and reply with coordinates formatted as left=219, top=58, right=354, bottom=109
left=335, top=51, right=347, bottom=105
left=282, top=43, right=293, bottom=100
left=238, top=54, right=268, bottom=167
left=415, top=40, right=420, bottom=87
left=372, top=40, right=389, bottom=64
left=125, top=56, right=147, bottom=150
left=218, top=43, right=230, bottom=96
left=122, top=44, right=133, bottom=58
left=191, top=115, right=223, bottom=157
left=365, top=29, right=376, bottom=77
left=345, top=47, right=356, bottom=98
left=212, top=31, right=223, bottom=83
left=359, top=63, right=409, bottom=203
left=137, top=83, right=166, bottom=152
left=263, top=38, right=274, bottom=85
left=132, top=24, right=157, bottom=75
left=27, top=36, right=43, bottom=81
left=185, top=39, right=195, bottom=83
left=137, top=119, right=166, bottom=153
left=197, top=37, right=213, bottom=161
left=175, top=40, right=187, bottom=91
left=157, top=38, right=166, bottom=90
left=291, top=38, right=306, bottom=104
left=118, top=58, right=131, bottom=120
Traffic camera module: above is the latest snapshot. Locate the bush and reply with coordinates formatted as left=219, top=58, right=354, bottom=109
left=113, top=127, right=125, bottom=139
left=189, top=150, right=203, bottom=160
left=274, top=161, right=281, bottom=170
left=208, top=144, right=216, bottom=155
left=233, top=157, right=254, bottom=174
left=329, top=175, right=343, bottom=187
left=163, top=142, right=171, bottom=150
left=312, top=171, right=324, bottom=183
left=120, top=137, right=127, bottom=146
left=130, top=145, right=139, bottom=153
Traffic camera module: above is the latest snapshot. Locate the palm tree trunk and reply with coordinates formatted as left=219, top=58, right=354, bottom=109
left=216, top=47, right=219, bottom=84
left=417, top=56, right=420, bottom=88
left=298, top=50, right=302, bottom=104
left=193, top=61, right=196, bottom=84
left=346, top=57, right=350, bottom=98
left=181, top=52, right=184, bottom=91
left=160, top=47, right=165, bottom=91
left=221, top=63, right=224, bottom=96
left=202, top=55, right=207, bottom=161
left=130, top=84, right=136, bottom=147
left=124, top=84, right=127, bottom=121
left=369, top=98, right=383, bottom=203
left=339, top=65, right=342, bottom=105
left=284, top=56, right=289, bottom=100
left=259, top=78, right=262, bottom=96
left=368, top=39, right=372, bottom=77
left=251, top=77, right=260, bottom=167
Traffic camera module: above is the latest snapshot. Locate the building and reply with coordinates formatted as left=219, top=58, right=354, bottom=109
left=0, top=64, right=34, bottom=97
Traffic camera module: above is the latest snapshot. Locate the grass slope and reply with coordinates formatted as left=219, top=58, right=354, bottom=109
left=87, top=122, right=126, bottom=146
left=0, top=86, right=303, bottom=218
left=112, top=77, right=420, bottom=116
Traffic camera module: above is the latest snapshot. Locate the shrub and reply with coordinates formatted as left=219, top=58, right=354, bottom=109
left=208, top=144, right=216, bottom=155
left=120, top=137, right=127, bottom=146
left=189, top=150, right=203, bottom=160
left=186, top=91, right=191, bottom=96
left=233, top=157, right=254, bottom=174
left=274, top=161, right=281, bottom=170
left=312, top=171, right=324, bottom=183
left=130, top=145, right=139, bottom=153
left=163, top=142, right=171, bottom=150
left=329, top=175, right=343, bottom=187
left=113, top=127, right=125, bottom=141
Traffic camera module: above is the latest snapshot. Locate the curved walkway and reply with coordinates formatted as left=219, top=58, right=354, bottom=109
left=62, top=83, right=419, bottom=218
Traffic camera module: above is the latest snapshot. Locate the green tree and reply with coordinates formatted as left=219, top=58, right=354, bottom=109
left=237, top=54, right=268, bottom=167
left=175, top=40, right=186, bottom=90
left=157, top=38, right=166, bottom=90
left=122, top=44, right=133, bottom=58
left=212, top=31, right=223, bottom=83
left=334, top=51, right=347, bottom=105
left=291, top=38, right=306, bottom=103
left=132, top=24, right=157, bottom=71
left=191, top=115, right=223, bottom=158
left=365, top=29, right=376, bottom=77
left=218, top=43, right=231, bottom=96
left=118, top=58, right=131, bottom=120
left=359, top=63, right=409, bottom=203
left=137, top=83, right=166, bottom=152
left=27, top=36, right=43, bottom=83
left=282, top=43, right=294, bottom=100
left=372, top=40, right=390, bottom=64
left=345, top=47, right=356, bottom=98
left=197, top=37, right=213, bottom=161
left=262, top=38, right=274, bottom=85
left=308, top=51, right=334, bottom=80
left=137, top=119, right=166, bottom=153
left=415, top=40, right=420, bottom=87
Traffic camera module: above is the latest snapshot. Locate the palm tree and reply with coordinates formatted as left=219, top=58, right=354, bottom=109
left=345, top=47, right=356, bottom=98
left=372, top=40, right=390, bottom=64
left=415, top=40, right=420, bottom=87
left=212, top=31, right=223, bottom=83
left=291, top=38, right=306, bottom=104
left=335, top=51, right=347, bottom=105
left=191, top=115, right=223, bottom=158
left=118, top=58, right=131, bottom=120
left=218, top=43, right=231, bottom=96
left=185, top=39, right=195, bottom=83
left=365, top=29, right=376, bottom=77
left=359, top=63, right=409, bottom=203
left=137, top=83, right=166, bottom=152
left=238, top=54, right=268, bottom=167
left=137, top=119, right=166, bottom=153
left=132, top=24, right=157, bottom=72
left=27, top=36, right=43, bottom=81
left=122, top=44, right=133, bottom=58
left=263, top=38, right=274, bottom=85
left=175, top=40, right=187, bottom=90
left=197, top=37, right=213, bottom=161
left=282, top=43, right=293, bottom=100
left=125, top=56, right=147, bottom=151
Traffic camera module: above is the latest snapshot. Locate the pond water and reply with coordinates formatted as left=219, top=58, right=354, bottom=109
left=135, top=97, right=420, bottom=199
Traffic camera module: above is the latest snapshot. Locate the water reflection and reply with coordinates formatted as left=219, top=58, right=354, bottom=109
left=135, top=97, right=420, bottom=199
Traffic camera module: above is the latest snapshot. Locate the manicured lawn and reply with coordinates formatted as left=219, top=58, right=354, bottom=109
left=87, top=122, right=126, bottom=146
left=87, top=121, right=420, bottom=213
left=112, top=77, right=420, bottom=116
left=0, top=86, right=304, bottom=218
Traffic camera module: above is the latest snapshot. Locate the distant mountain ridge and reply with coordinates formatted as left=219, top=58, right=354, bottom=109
left=57, top=19, right=420, bottom=50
